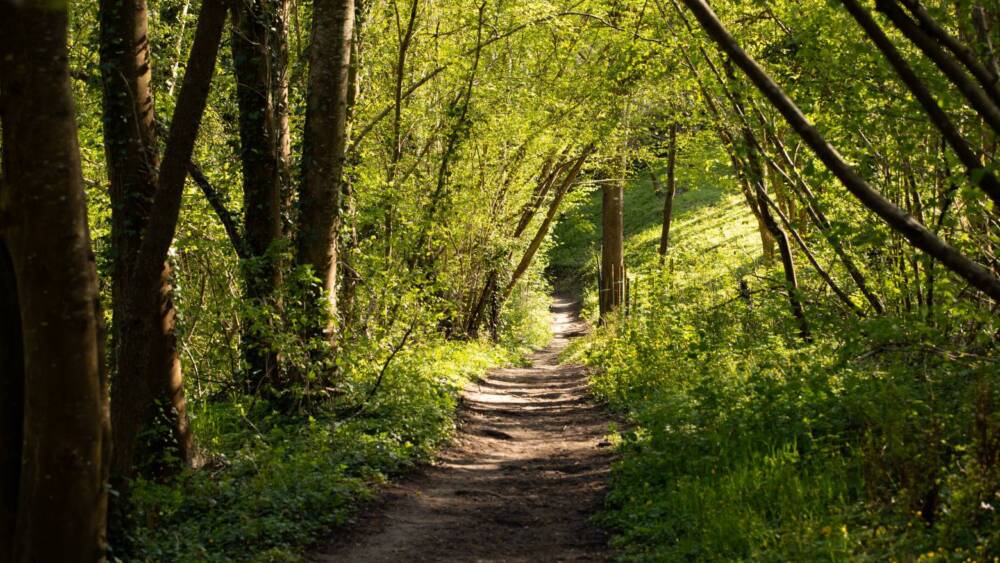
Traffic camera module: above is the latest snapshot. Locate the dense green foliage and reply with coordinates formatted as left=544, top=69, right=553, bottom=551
left=8, top=0, right=998, bottom=557
left=554, top=131, right=1000, bottom=560
left=126, top=338, right=539, bottom=561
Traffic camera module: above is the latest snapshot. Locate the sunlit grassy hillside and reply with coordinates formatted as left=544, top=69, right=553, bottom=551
left=550, top=129, right=763, bottom=319
left=550, top=131, right=1000, bottom=561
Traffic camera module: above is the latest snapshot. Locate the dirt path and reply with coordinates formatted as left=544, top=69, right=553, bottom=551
left=315, top=297, right=615, bottom=562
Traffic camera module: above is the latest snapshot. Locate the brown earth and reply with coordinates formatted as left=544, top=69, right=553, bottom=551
left=314, top=297, right=615, bottom=562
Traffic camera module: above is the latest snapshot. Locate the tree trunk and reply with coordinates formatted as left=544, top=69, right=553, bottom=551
left=682, top=0, right=1000, bottom=302
left=657, top=122, right=679, bottom=262
left=232, top=0, right=291, bottom=389
left=841, top=0, right=1000, bottom=207
left=735, top=117, right=812, bottom=340
left=897, top=0, right=1000, bottom=103
left=875, top=0, right=1000, bottom=135
left=760, top=120, right=886, bottom=314
left=0, top=2, right=110, bottom=556
left=337, top=0, right=368, bottom=332
left=296, top=0, right=355, bottom=328
left=600, top=177, right=626, bottom=320
left=98, top=0, right=195, bottom=483
left=111, top=0, right=227, bottom=482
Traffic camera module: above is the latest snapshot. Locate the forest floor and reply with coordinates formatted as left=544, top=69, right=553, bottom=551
left=315, top=297, right=615, bottom=562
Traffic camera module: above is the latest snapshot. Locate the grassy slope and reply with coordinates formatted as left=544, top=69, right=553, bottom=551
left=550, top=131, right=1000, bottom=561
left=550, top=130, right=759, bottom=318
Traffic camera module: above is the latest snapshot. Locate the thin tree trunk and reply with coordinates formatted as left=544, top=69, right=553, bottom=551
left=682, top=0, right=1000, bottom=301
left=296, top=0, right=355, bottom=327
left=841, top=0, right=1000, bottom=207
left=0, top=2, right=110, bottom=556
left=383, top=0, right=419, bottom=259
left=762, top=187, right=865, bottom=316
left=503, top=147, right=592, bottom=302
left=897, top=0, right=1000, bottom=103
left=732, top=102, right=812, bottom=340
left=875, top=0, right=1000, bottom=134
left=465, top=154, right=565, bottom=337
left=338, top=0, right=369, bottom=331
left=657, top=122, right=679, bottom=262
left=600, top=176, right=626, bottom=320
left=760, top=119, right=887, bottom=314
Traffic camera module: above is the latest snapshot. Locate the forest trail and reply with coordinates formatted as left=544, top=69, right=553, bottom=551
left=316, top=297, right=614, bottom=562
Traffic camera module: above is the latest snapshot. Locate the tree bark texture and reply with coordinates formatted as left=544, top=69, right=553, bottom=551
left=0, top=2, right=110, bottom=556
left=296, top=0, right=355, bottom=323
left=99, top=0, right=194, bottom=481
left=657, top=123, right=679, bottom=261
left=110, top=0, right=227, bottom=481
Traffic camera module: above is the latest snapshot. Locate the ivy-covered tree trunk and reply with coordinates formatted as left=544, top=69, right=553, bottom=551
left=232, top=0, right=291, bottom=390
left=0, top=2, right=110, bottom=555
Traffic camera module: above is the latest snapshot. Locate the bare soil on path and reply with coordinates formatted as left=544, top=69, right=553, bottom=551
left=315, top=297, right=615, bottom=562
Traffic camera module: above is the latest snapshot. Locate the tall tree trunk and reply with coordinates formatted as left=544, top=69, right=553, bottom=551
left=296, top=0, right=355, bottom=330
left=110, top=0, right=227, bottom=483
left=657, top=122, right=679, bottom=262
left=338, top=0, right=369, bottom=332
left=232, top=0, right=291, bottom=389
left=682, top=0, right=1000, bottom=301
left=600, top=177, right=626, bottom=320
left=99, top=0, right=194, bottom=483
left=0, top=2, right=110, bottom=556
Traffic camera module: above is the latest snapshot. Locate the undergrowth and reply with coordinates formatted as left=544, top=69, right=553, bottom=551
left=123, top=286, right=552, bottom=561
left=552, top=132, right=1000, bottom=561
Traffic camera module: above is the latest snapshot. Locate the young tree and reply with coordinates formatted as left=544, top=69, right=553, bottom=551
left=600, top=177, right=626, bottom=319
left=657, top=122, right=679, bottom=261
left=0, top=0, right=110, bottom=556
